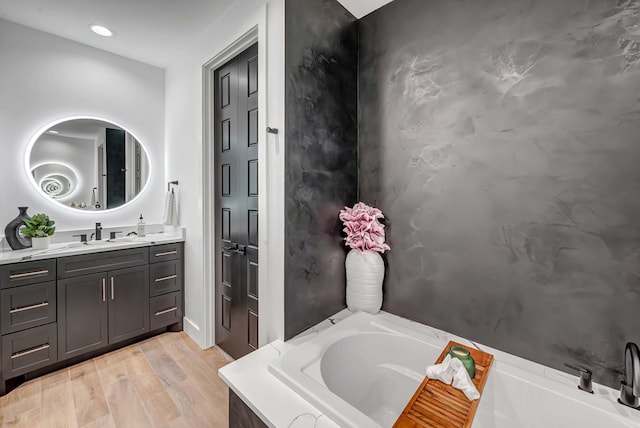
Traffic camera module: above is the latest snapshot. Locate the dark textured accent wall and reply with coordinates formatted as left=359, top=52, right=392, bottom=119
left=359, top=0, right=640, bottom=388
left=284, top=0, right=358, bottom=339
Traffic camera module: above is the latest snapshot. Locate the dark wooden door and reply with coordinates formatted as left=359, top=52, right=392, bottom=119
left=57, top=272, right=108, bottom=360
left=215, top=43, right=259, bottom=359
left=106, top=128, right=125, bottom=208
left=108, top=266, right=149, bottom=344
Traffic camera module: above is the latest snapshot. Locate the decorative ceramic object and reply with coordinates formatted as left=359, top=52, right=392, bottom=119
left=339, top=202, right=390, bottom=313
left=339, top=202, right=390, bottom=314
left=4, top=207, right=31, bottom=250
left=345, top=249, right=385, bottom=313
left=449, top=345, right=476, bottom=378
left=31, top=236, right=50, bottom=250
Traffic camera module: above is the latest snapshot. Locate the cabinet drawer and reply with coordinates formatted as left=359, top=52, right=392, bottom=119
left=1, top=281, right=56, bottom=334
left=149, top=243, right=182, bottom=264
left=149, top=260, right=182, bottom=297
left=0, top=259, right=56, bottom=288
left=2, top=323, right=57, bottom=379
left=58, top=247, right=148, bottom=279
left=150, top=292, right=182, bottom=330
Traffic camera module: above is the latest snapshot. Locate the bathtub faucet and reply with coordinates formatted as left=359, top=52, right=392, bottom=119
left=619, top=342, right=640, bottom=409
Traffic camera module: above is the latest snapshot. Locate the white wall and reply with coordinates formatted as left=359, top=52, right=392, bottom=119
left=0, top=19, right=165, bottom=235
left=165, top=0, right=285, bottom=347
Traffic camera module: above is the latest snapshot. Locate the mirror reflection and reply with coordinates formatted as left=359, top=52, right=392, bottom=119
left=28, top=118, right=150, bottom=210
left=31, top=163, right=78, bottom=199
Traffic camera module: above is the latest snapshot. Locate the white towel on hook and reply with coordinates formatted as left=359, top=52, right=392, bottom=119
left=162, top=190, right=176, bottom=226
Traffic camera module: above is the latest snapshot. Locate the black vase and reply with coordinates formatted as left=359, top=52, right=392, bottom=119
left=4, top=207, right=32, bottom=250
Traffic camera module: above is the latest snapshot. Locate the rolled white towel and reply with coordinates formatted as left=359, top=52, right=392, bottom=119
left=162, top=191, right=175, bottom=226
left=426, top=354, right=480, bottom=400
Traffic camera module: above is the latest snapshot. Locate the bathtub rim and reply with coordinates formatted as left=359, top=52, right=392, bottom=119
left=268, top=310, right=640, bottom=428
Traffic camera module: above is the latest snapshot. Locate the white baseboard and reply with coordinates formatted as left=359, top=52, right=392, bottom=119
left=182, top=316, right=205, bottom=349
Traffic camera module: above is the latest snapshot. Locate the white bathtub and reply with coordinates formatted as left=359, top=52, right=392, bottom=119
left=268, top=311, right=640, bottom=428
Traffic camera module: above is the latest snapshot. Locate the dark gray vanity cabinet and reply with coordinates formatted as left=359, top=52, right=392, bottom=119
left=0, top=241, right=184, bottom=396
left=148, top=242, right=183, bottom=330
left=57, top=249, right=149, bottom=360
left=0, top=260, right=59, bottom=382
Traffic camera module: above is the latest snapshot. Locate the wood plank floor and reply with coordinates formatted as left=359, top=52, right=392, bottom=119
left=0, top=332, right=233, bottom=428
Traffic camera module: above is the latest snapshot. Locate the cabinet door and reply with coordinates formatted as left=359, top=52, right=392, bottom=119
left=58, top=273, right=108, bottom=360
left=108, top=266, right=149, bottom=344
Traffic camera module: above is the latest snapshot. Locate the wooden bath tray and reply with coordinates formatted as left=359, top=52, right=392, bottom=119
left=393, top=341, right=494, bottom=428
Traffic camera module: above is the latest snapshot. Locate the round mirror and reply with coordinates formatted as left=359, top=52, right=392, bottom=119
left=27, top=118, right=151, bottom=211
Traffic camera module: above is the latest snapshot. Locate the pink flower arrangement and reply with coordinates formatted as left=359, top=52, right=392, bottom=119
left=339, top=202, right=391, bottom=253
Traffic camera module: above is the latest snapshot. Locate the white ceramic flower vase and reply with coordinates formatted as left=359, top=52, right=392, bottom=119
left=345, top=249, right=385, bottom=314
left=31, top=236, right=50, bottom=250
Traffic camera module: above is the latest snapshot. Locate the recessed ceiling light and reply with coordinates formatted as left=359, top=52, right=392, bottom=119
left=90, top=24, right=113, bottom=37
left=48, top=130, right=59, bottom=134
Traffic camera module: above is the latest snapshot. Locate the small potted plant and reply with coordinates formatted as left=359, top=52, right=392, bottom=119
left=339, top=202, right=390, bottom=314
left=22, top=213, right=56, bottom=250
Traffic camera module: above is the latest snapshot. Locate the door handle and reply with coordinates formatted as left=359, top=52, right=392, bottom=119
left=235, top=245, right=246, bottom=256
left=222, top=243, right=238, bottom=252
left=102, top=278, right=106, bottom=302
left=110, top=277, right=115, bottom=300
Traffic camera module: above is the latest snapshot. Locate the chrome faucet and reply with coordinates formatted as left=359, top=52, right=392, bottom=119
left=564, top=363, right=593, bottom=393
left=619, top=342, right=640, bottom=409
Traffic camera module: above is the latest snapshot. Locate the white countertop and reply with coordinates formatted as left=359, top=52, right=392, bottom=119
left=219, top=309, right=354, bottom=428
left=0, top=229, right=185, bottom=265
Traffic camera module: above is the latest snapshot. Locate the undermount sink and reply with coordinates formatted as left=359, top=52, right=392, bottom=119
left=106, top=236, right=138, bottom=243
left=61, top=237, right=138, bottom=249
left=66, top=240, right=109, bottom=248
